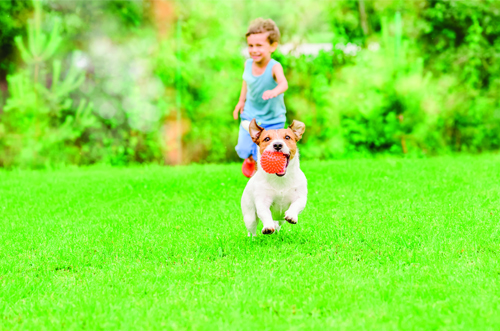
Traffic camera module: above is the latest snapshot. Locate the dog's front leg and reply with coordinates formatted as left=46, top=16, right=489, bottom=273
left=285, top=195, right=307, bottom=225
left=255, top=197, right=276, bottom=234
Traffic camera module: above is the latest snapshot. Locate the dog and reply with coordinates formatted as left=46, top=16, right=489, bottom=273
left=241, top=118, right=307, bottom=236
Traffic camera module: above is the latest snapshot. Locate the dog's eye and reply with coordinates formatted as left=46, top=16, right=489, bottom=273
left=263, top=137, right=270, bottom=142
left=285, top=135, right=291, bottom=140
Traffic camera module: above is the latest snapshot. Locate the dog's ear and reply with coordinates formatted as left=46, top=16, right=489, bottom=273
left=249, top=118, right=264, bottom=144
left=288, top=120, right=306, bottom=141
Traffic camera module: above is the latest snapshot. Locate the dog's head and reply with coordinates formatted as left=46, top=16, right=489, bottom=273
left=249, top=119, right=306, bottom=177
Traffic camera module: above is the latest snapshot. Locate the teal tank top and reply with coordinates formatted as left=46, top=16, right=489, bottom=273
left=241, top=58, right=286, bottom=125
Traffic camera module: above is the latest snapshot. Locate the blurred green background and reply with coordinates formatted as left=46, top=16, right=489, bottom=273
left=0, top=0, right=499, bottom=168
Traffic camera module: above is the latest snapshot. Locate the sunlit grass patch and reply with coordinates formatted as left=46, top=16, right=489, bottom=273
left=1, top=155, right=500, bottom=330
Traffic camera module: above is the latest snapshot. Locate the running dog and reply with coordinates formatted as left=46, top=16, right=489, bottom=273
left=241, top=118, right=307, bottom=236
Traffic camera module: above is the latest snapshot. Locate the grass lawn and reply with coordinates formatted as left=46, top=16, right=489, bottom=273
left=1, top=155, right=500, bottom=330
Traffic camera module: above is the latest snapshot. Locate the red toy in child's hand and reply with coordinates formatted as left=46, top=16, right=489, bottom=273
left=260, top=151, right=287, bottom=174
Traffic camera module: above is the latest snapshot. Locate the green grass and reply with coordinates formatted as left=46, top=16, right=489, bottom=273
left=1, top=155, right=500, bottom=330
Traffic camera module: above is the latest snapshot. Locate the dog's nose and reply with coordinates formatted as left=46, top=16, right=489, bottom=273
left=273, top=142, right=283, bottom=151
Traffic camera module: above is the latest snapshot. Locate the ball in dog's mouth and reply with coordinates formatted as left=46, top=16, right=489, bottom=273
left=261, top=151, right=290, bottom=176
left=276, top=154, right=290, bottom=177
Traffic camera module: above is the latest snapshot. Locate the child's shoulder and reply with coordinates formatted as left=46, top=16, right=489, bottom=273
left=270, top=58, right=282, bottom=66
left=270, top=58, right=284, bottom=72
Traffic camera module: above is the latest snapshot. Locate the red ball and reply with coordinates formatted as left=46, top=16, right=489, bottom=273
left=260, top=151, right=287, bottom=174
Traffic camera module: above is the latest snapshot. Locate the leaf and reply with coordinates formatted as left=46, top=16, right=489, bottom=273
left=40, top=19, right=62, bottom=61
left=27, top=20, right=37, bottom=58
left=51, top=60, right=62, bottom=92
left=62, top=98, right=73, bottom=110
left=14, top=36, right=33, bottom=63
left=75, top=99, right=87, bottom=120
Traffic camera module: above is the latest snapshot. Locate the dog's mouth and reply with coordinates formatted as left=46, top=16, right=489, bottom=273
left=276, top=154, right=290, bottom=177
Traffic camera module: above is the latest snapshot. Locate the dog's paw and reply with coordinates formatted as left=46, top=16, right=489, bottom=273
left=262, top=227, right=275, bottom=235
left=285, top=211, right=298, bottom=224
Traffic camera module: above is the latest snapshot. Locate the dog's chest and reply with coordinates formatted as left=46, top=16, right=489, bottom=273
left=268, top=187, right=299, bottom=217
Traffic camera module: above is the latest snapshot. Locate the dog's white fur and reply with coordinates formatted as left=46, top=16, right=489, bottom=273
left=241, top=120, right=308, bottom=236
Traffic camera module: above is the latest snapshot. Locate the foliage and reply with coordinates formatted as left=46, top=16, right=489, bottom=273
left=155, top=0, right=500, bottom=163
left=0, top=1, right=95, bottom=168
left=417, top=0, right=500, bottom=152
left=0, top=1, right=32, bottom=76
left=156, top=0, right=243, bottom=163
left=0, top=0, right=166, bottom=168
left=1, top=0, right=500, bottom=167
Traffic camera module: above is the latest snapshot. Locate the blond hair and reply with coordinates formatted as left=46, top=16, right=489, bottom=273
left=246, top=18, right=280, bottom=44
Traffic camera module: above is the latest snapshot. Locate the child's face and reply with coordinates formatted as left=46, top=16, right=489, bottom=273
left=247, top=33, right=277, bottom=63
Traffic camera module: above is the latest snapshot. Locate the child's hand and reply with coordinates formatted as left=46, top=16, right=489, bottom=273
left=262, top=90, right=279, bottom=100
left=233, top=101, right=245, bottom=120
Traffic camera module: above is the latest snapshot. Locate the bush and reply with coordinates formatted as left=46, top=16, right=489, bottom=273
left=0, top=1, right=167, bottom=168
left=2, top=0, right=500, bottom=168
left=0, top=1, right=32, bottom=78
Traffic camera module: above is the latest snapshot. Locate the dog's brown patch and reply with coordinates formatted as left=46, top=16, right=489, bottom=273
left=257, top=130, right=277, bottom=153
left=256, top=128, right=299, bottom=160
left=249, top=118, right=306, bottom=161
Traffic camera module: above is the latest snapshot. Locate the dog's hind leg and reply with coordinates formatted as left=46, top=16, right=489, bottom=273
left=242, top=200, right=257, bottom=237
left=244, top=212, right=258, bottom=237
left=242, top=187, right=258, bottom=237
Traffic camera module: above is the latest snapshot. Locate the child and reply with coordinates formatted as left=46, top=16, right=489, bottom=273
left=233, top=18, right=289, bottom=178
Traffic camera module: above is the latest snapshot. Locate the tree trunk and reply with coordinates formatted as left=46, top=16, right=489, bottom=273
left=358, top=0, right=369, bottom=36
left=149, top=0, right=185, bottom=165
left=148, top=0, right=175, bottom=39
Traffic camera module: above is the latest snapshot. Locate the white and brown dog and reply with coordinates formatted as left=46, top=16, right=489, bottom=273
left=241, top=118, right=307, bottom=236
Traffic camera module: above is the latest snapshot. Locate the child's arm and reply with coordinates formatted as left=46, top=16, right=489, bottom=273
left=262, top=63, right=288, bottom=100
left=233, top=80, right=247, bottom=120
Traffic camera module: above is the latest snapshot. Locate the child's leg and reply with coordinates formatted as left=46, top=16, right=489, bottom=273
left=235, top=123, right=255, bottom=159
left=251, top=144, right=258, bottom=161
left=236, top=123, right=258, bottom=177
left=263, top=122, right=286, bottom=130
